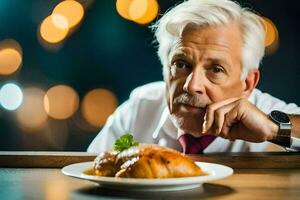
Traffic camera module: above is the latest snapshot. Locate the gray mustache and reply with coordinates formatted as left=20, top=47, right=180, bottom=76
left=173, top=93, right=207, bottom=108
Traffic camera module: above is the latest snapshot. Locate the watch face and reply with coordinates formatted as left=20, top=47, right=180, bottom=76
left=271, top=110, right=290, bottom=123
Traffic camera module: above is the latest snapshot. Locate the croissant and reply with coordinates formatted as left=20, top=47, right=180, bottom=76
left=92, top=144, right=205, bottom=178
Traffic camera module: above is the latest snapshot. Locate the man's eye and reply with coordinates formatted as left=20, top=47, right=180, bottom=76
left=173, top=60, right=190, bottom=69
left=212, top=65, right=225, bottom=73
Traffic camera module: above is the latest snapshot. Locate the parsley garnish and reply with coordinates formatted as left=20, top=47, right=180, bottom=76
left=114, top=133, right=139, bottom=152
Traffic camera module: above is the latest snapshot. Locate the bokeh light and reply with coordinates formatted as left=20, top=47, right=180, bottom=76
left=53, top=0, right=85, bottom=28
left=44, top=85, right=79, bottom=120
left=0, top=83, right=23, bottom=111
left=0, top=39, right=22, bottom=75
left=52, top=13, right=69, bottom=30
left=116, top=0, right=132, bottom=20
left=16, top=88, right=48, bottom=130
left=40, top=15, right=69, bottom=44
left=81, top=89, right=117, bottom=128
left=116, top=0, right=159, bottom=24
left=129, top=0, right=159, bottom=24
left=262, top=17, right=279, bottom=54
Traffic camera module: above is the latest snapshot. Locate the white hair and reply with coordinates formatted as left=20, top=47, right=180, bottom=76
left=151, top=0, right=266, bottom=80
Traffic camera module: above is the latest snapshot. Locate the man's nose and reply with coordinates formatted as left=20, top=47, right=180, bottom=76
left=183, top=69, right=205, bottom=95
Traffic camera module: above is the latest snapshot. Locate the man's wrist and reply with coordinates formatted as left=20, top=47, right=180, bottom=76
left=268, top=118, right=279, bottom=140
left=267, top=111, right=292, bottom=148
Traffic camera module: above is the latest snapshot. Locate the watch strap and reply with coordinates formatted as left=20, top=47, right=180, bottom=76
left=269, top=127, right=291, bottom=147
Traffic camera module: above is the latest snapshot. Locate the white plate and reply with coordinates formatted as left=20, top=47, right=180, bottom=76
left=62, top=161, right=233, bottom=191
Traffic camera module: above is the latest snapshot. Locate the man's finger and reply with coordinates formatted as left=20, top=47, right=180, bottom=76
left=219, top=105, right=239, bottom=137
left=213, top=101, right=239, bottom=135
left=203, top=97, right=240, bottom=134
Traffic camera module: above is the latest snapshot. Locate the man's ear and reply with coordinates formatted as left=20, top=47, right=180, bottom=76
left=242, top=69, right=260, bottom=97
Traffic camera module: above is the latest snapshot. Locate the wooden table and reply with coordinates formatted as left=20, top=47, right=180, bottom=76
left=0, top=152, right=299, bottom=200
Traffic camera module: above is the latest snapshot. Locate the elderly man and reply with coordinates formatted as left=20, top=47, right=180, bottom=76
left=88, top=0, right=300, bottom=153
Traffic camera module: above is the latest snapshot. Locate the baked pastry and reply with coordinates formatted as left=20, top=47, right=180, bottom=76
left=92, top=144, right=205, bottom=178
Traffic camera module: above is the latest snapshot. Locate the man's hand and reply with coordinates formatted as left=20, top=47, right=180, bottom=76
left=202, top=97, right=279, bottom=142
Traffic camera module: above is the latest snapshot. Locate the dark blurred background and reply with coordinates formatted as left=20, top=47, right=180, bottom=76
left=0, top=0, right=299, bottom=151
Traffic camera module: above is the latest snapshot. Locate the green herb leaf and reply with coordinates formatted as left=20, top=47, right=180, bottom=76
left=114, top=133, right=139, bottom=152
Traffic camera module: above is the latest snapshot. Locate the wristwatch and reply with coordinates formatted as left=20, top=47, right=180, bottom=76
left=268, top=110, right=292, bottom=147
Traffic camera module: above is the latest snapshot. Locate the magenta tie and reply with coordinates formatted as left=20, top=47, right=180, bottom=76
left=178, top=134, right=216, bottom=154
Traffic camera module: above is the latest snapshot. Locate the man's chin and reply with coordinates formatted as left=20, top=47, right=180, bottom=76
left=180, top=125, right=205, bottom=137
left=170, top=114, right=205, bottom=136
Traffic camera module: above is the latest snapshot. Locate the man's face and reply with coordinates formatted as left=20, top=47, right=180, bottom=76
left=165, top=23, right=246, bottom=135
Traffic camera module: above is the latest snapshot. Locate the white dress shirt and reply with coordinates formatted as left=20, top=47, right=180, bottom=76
left=87, top=81, right=300, bottom=153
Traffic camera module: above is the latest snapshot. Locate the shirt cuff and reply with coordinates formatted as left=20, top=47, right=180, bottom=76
left=285, top=137, right=300, bottom=152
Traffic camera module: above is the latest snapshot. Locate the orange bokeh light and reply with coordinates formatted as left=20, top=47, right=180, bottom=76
left=129, top=0, right=159, bottom=24
left=16, top=88, right=48, bottom=130
left=40, top=15, right=69, bottom=44
left=0, top=39, right=22, bottom=75
left=116, top=0, right=133, bottom=20
left=262, top=17, right=279, bottom=47
left=81, top=89, right=117, bottom=128
left=44, top=85, right=79, bottom=120
left=262, top=17, right=279, bottom=54
left=53, top=0, right=85, bottom=28
left=116, top=0, right=159, bottom=24
left=0, top=49, right=22, bottom=75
